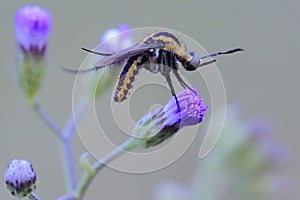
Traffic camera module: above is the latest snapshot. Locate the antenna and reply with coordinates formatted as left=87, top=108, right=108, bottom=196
left=200, top=48, right=244, bottom=60
left=62, top=66, right=98, bottom=74
left=81, top=47, right=113, bottom=56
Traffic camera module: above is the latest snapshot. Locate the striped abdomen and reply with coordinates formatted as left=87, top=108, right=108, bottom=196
left=113, top=56, right=141, bottom=102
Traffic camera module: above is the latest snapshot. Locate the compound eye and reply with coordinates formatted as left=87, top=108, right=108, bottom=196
left=186, top=51, right=201, bottom=71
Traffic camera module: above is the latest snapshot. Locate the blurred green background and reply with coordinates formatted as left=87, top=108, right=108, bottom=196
left=0, top=0, right=298, bottom=199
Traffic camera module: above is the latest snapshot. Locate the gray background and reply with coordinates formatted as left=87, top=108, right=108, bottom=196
left=0, top=0, right=299, bottom=199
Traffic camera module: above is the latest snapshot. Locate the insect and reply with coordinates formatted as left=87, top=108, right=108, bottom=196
left=65, top=31, right=243, bottom=110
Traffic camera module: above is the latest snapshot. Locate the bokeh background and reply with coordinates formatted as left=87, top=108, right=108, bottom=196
left=0, top=1, right=299, bottom=199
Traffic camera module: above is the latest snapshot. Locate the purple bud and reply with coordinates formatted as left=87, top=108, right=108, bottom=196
left=4, top=159, right=37, bottom=198
left=15, top=5, right=51, bottom=57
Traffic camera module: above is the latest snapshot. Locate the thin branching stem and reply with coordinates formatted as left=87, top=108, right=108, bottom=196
left=33, top=102, right=63, bottom=138
left=74, top=138, right=138, bottom=199
left=63, top=96, right=89, bottom=139
left=28, top=192, right=41, bottom=200
left=32, top=101, right=78, bottom=192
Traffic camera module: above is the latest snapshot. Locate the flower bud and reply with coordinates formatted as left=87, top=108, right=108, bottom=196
left=15, top=5, right=51, bottom=58
left=133, top=88, right=208, bottom=148
left=4, top=159, right=37, bottom=198
left=14, top=5, right=51, bottom=102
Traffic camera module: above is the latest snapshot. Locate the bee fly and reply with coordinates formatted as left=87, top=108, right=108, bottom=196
left=64, top=31, right=243, bottom=110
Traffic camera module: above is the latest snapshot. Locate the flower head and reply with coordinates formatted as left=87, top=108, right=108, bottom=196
left=133, top=88, right=208, bottom=148
left=15, top=5, right=51, bottom=57
left=163, top=89, right=208, bottom=127
left=4, top=159, right=37, bottom=198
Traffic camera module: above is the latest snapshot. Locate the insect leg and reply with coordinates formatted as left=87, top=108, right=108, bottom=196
left=160, top=51, right=180, bottom=111
left=173, top=70, right=197, bottom=94
left=169, top=53, right=196, bottom=94
left=164, top=72, right=181, bottom=111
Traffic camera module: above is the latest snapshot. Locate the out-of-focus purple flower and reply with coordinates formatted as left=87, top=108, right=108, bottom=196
left=246, top=118, right=287, bottom=167
left=100, top=23, right=133, bottom=52
left=15, top=5, right=51, bottom=58
left=189, top=107, right=289, bottom=200
left=4, top=159, right=37, bottom=198
left=152, top=181, right=189, bottom=200
left=133, top=88, right=208, bottom=148
left=86, top=23, right=133, bottom=98
left=149, top=107, right=289, bottom=200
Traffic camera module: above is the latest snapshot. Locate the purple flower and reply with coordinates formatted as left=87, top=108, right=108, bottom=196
left=133, top=88, right=208, bottom=148
left=4, top=159, right=37, bottom=198
left=163, top=89, right=208, bottom=127
left=15, top=5, right=51, bottom=57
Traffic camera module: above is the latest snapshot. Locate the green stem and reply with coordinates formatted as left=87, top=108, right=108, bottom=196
left=74, top=137, right=138, bottom=199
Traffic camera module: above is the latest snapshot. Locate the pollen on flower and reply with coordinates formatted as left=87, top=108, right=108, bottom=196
left=15, top=5, right=52, bottom=56
left=4, top=159, right=37, bottom=198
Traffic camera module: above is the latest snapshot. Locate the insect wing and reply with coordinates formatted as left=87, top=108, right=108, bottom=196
left=95, top=42, right=163, bottom=67
left=63, top=41, right=164, bottom=73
